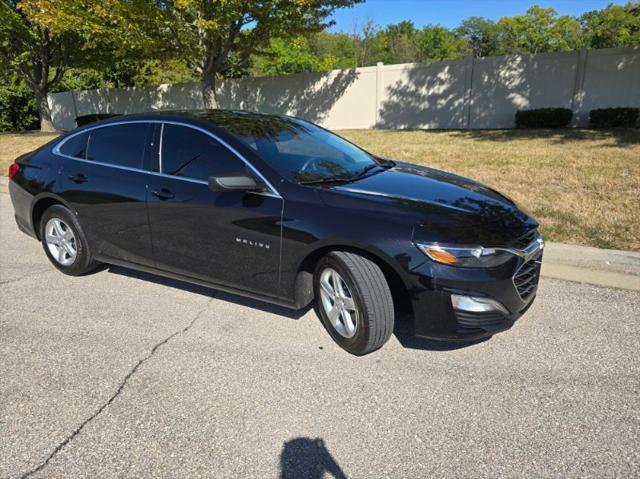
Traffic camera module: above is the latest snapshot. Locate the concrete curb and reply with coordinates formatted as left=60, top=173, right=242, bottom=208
left=0, top=178, right=637, bottom=291
left=542, top=242, right=640, bottom=291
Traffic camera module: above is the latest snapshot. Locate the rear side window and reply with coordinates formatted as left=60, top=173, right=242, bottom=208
left=161, top=124, right=246, bottom=181
left=86, top=123, right=149, bottom=169
left=59, top=132, right=89, bottom=159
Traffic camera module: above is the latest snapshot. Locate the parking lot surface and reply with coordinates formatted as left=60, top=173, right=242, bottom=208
left=1, top=190, right=639, bottom=478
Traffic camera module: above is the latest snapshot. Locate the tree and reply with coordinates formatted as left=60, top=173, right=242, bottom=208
left=351, top=19, right=384, bottom=67
left=382, top=21, right=419, bottom=64
left=166, top=0, right=362, bottom=107
left=252, top=37, right=324, bottom=76
left=416, top=25, right=469, bottom=61
left=1, top=0, right=174, bottom=130
left=496, top=6, right=584, bottom=54
left=308, top=31, right=356, bottom=69
left=0, top=1, right=76, bottom=130
left=581, top=2, right=640, bottom=48
left=455, top=17, right=500, bottom=57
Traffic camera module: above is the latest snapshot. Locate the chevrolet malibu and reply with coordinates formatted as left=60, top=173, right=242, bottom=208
left=8, top=110, right=544, bottom=355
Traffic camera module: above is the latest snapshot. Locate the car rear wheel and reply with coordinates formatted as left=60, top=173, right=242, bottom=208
left=40, top=205, right=99, bottom=276
left=314, top=251, right=394, bottom=355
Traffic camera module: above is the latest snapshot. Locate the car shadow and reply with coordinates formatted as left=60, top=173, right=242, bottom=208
left=104, top=265, right=311, bottom=320
left=392, top=312, right=489, bottom=351
left=104, top=265, right=489, bottom=350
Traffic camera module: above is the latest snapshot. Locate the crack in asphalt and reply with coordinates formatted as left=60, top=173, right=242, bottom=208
left=19, top=297, right=215, bottom=479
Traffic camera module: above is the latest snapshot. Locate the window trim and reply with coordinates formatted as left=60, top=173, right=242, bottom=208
left=52, top=120, right=282, bottom=198
left=58, top=130, right=89, bottom=160
left=82, top=122, right=150, bottom=169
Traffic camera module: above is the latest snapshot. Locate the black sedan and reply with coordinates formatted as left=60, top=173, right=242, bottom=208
left=8, top=110, right=544, bottom=355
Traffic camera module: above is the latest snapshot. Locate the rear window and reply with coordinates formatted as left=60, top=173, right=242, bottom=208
left=86, top=124, right=149, bottom=169
left=59, top=132, right=89, bottom=159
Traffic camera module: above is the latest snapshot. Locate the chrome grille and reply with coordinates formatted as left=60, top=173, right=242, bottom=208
left=511, top=229, right=539, bottom=250
left=513, top=251, right=542, bottom=301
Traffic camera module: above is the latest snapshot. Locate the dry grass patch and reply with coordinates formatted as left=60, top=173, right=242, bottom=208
left=340, top=129, right=640, bottom=251
left=1, top=128, right=638, bottom=250
left=0, top=131, right=59, bottom=176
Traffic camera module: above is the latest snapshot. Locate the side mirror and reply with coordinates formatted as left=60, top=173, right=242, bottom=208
left=208, top=175, right=259, bottom=192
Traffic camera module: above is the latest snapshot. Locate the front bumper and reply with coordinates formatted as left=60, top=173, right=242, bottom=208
left=407, top=250, right=543, bottom=341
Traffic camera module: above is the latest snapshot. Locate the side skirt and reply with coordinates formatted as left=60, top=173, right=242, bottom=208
left=94, top=254, right=300, bottom=310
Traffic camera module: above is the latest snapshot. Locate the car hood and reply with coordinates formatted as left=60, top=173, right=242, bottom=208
left=323, top=162, right=538, bottom=246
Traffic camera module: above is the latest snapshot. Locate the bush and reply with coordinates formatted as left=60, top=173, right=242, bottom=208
left=0, top=76, right=39, bottom=132
left=75, top=114, right=120, bottom=127
left=589, top=108, right=639, bottom=128
left=515, top=108, right=573, bottom=128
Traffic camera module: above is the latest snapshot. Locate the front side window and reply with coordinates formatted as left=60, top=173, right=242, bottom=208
left=59, top=131, right=89, bottom=159
left=161, top=124, right=247, bottom=181
left=86, top=123, right=149, bottom=169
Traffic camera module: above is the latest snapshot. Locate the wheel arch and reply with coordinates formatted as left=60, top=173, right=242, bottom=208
left=30, top=194, right=74, bottom=240
left=293, top=241, right=414, bottom=319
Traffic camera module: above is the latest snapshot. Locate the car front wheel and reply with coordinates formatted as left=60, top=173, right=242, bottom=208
left=314, top=251, right=394, bottom=355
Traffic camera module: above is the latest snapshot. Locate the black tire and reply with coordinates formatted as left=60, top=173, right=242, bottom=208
left=40, top=205, right=99, bottom=276
left=314, top=251, right=394, bottom=355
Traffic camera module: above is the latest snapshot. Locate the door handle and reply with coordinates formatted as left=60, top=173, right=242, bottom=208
left=151, top=189, right=175, bottom=200
left=68, top=173, right=88, bottom=184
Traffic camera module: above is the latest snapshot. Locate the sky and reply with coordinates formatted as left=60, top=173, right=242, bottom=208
left=328, top=0, right=629, bottom=32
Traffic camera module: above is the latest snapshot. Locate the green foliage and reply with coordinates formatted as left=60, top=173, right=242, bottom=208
left=255, top=1, right=639, bottom=73
left=1, top=1, right=640, bottom=131
left=515, top=108, right=573, bottom=128
left=455, top=17, right=501, bottom=57
left=163, top=0, right=363, bottom=105
left=381, top=20, right=420, bottom=64
left=590, top=108, right=639, bottom=128
left=0, top=73, right=39, bottom=132
left=496, top=6, right=583, bottom=54
left=252, top=37, right=334, bottom=76
left=581, top=2, right=640, bottom=48
left=19, top=0, right=179, bottom=62
left=350, top=20, right=385, bottom=66
left=416, top=25, right=469, bottom=61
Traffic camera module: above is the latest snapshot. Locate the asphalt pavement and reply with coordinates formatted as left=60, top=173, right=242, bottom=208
left=1, top=185, right=639, bottom=478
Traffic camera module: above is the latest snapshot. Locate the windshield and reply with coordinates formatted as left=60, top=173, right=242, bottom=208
left=206, top=112, right=380, bottom=183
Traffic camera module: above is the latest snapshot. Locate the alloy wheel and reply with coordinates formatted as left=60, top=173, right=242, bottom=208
left=45, top=218, right=77, bottom=266
left=319, top=267, right=359, bottom=338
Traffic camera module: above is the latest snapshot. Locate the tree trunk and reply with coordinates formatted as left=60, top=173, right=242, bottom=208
left=35, top=89, right=56, bottom=132
left=202, top=70, right=218, bottom=109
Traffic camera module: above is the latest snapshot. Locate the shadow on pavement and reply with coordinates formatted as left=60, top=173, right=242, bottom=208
left=393, top=313, right=490, bottom=351
left=105, top=265, right=311, bottom=320
left=105, top=265, right=489, bottom=349
left=399, top=127, right=640, bottom=147
left=280, top=437, right=347, bottom=479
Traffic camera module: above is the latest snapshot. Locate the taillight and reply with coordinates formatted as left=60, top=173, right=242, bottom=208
left=8, top=163, right=19, bottom=180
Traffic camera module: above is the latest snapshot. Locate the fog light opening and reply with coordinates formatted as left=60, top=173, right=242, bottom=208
left=451, top=294, right=509, bottom=315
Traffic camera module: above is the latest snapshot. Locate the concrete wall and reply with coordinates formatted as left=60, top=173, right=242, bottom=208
left=470, top=51, right=578, bottom=129
left=47, top=47, right=640, bottom=131
left=577, top=47, right=640, bottom=126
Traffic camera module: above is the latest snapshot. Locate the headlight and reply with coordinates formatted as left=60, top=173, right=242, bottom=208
left=415, top=243, right=513, bottom=268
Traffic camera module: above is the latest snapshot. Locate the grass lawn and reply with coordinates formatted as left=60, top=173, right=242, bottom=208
left=0, top=131, right=58, bottom=174
left=1, top=128, right=639, bottom=251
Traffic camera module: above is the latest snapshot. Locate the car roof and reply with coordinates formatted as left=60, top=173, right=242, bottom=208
left=96, top=109, right=290, bottom=127
left=78, top=109, right=314, bottom=141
